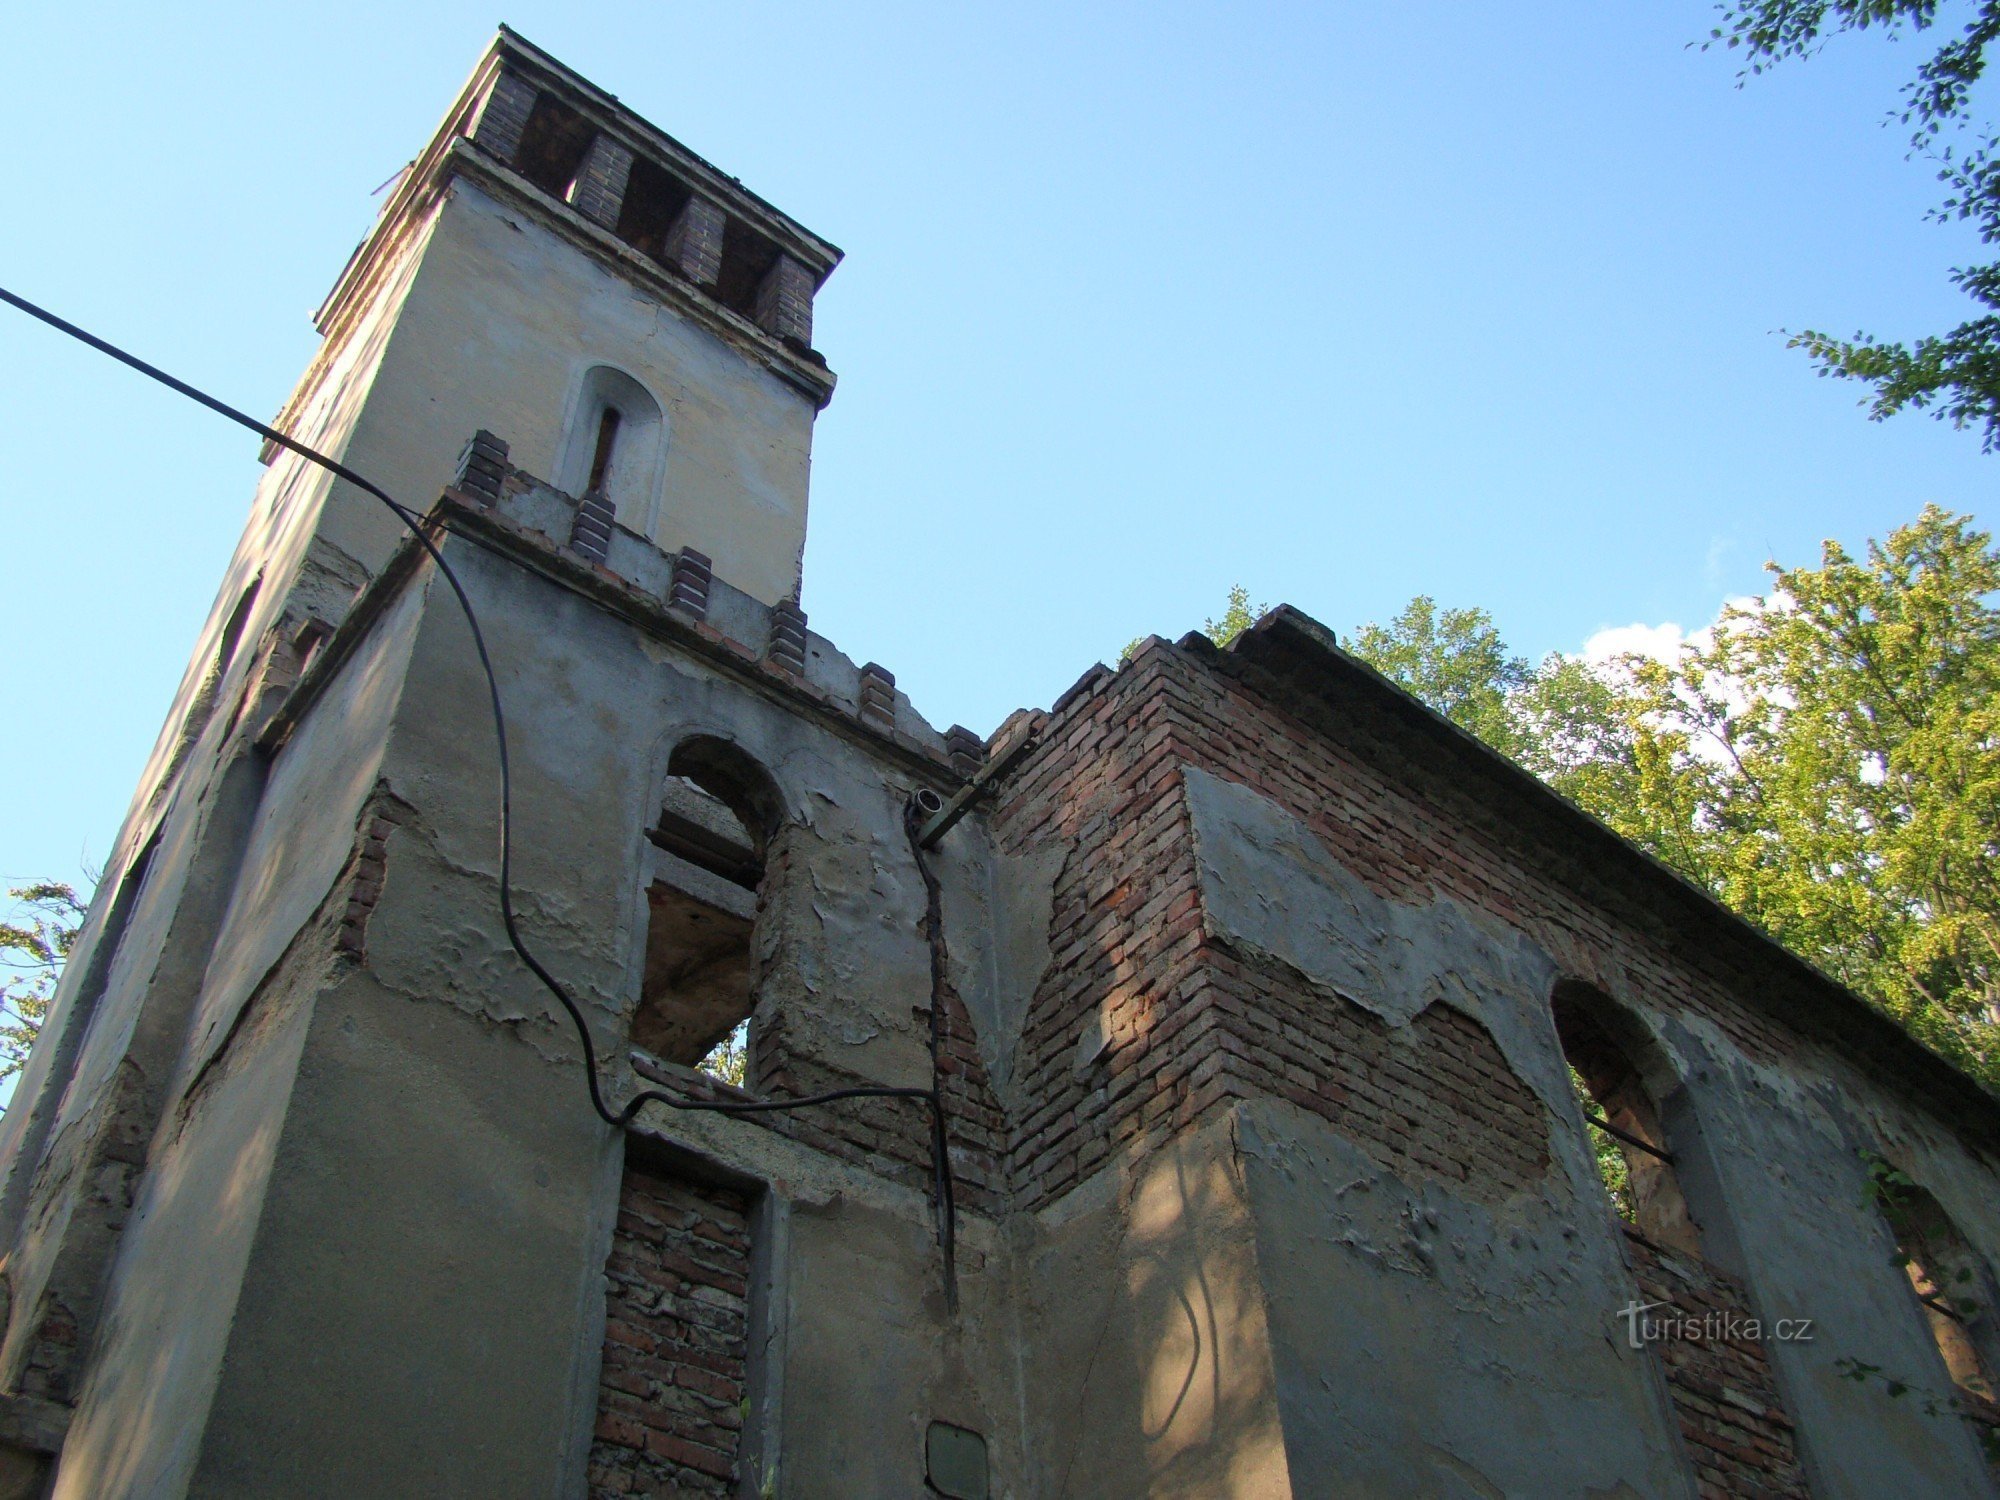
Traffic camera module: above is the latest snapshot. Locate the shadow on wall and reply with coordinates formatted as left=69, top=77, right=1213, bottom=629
left=1047, top=1125, right=1292, bottom=1498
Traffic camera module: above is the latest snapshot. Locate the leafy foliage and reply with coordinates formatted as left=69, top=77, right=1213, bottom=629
left=1709, top=1, right=2000, bottom=446
left=0, top=881, right=88, bottom=1094
left=700, top=1020, right=749, bottom=1087
left=1572, top=1065, right=1635, bottom=1220
left=1349, top=597, right=1532, bottom=757
left=1204, top=585, right=1269, bottom=649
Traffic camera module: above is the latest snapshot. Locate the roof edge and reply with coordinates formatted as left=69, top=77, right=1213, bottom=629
left=1213, top=602, right=2000, bottom=1128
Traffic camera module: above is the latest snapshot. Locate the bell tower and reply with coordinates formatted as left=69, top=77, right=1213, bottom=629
left=275, top=26, right=841, bottom=611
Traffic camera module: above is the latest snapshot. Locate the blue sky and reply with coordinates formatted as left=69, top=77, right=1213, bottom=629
left=1, top=2, right=1992, bottom=891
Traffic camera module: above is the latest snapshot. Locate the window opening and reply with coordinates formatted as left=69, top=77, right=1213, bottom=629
left=555, top=366, right=665, bottom=532
left=713, top=216, right=780, bottom=318
left=511, top=94, right=595, bottom=201
left=1553, top=986, right=1703, bottom=1257
left=585, top=406, right=621, bottom=495
left=634, top=740, right=781, bottom=1086
left=1868, top=1161, right=2000, bottom=1403
left=612, top=154, right=693, bottom=266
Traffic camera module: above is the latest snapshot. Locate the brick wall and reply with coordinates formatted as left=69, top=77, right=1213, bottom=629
left=988, top=661, right=1210, bottom=1212
left=989, top=643, right=1550, bottom=1213
left=589, top=1165, right=751, bottom=1499
left=1204, top=945, right=1548, bottom=1204
left=746, top=994, right=1008, bottom=1216
left=1623, top=1229, right=1812, bottom=1498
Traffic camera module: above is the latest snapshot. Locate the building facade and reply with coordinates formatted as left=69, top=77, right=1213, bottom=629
left=3, top=30, right=2000, bottom=1498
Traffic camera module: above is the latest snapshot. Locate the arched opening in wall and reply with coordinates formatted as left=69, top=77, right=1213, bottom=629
left=632, top=736, right=782, bottom=1087
left=556, top=365, right=667, bottom=535
left=1869, top=1163, right=2000, bottom=1406
left=1552, top=983, right=1704, bottom=1257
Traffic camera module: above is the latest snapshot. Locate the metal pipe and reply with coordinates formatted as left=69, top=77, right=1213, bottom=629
left=1585, top=1111, right=1675, bottom=1163
left=915, top=733, right=1039, bottom=848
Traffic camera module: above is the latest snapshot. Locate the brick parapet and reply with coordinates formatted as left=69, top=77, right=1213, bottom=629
left=988, top=650, right=1213, bottom=1210
left=663, top=197, right=726, bottom=288
left=754, top=254, right=814, bottom=346
left=469, top=68, right=537, bottom=166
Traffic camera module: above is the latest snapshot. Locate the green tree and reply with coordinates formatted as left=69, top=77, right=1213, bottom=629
left=1204, top=585, right=1268, bottom=649
left=1348, top=596, right=1532, bottom=758
left=1616, top=505, right=2000, bottom=1078
left=701, top=1020, right=748, bottom=1087
left=1710, top=2, right=2000, bottom=447
left=0, top=881, right=87, bottom=1094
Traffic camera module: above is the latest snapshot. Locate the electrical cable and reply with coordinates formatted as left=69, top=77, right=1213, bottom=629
left=0, top=284, right=947, bottom=1153
left=905, top=794, right=959, bottom=1309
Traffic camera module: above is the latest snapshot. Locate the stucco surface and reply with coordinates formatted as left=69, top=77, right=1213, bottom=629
left=328, top=182, right=817, bottom=605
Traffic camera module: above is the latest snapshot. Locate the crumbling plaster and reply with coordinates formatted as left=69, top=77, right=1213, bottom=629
left=1180, top=765, right=1694, bottom=1495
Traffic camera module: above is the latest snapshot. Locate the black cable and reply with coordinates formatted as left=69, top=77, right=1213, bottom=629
left=0, top=285, right=947, bottom=1149
left=905, top=796, right=959, bottom=1309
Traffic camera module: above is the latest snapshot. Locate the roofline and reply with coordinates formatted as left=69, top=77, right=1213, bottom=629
left=1209, top=603, right=2000, bottom=1131
left=495, top=26, right=843, bottom=279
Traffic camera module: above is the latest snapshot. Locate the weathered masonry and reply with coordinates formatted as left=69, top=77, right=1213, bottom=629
left=4, top=28, right=2000, bottom=1499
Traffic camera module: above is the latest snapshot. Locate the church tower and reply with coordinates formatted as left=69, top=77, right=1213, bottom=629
left=7, top=27, right=2000, bottom=1500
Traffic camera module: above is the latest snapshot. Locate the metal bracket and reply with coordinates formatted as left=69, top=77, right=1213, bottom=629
left=915, top=733, right=1040, bottom=849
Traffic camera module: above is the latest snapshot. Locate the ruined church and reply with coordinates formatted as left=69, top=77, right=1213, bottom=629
left=5, top=29, right=2000, bottom=1498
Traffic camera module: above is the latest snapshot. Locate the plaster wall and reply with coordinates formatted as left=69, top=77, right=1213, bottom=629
left=45, top=561, right=431, bottom=1500
left=1657, top=1027, right=1999, bottom=1496
left=1182, top=765, right=1692, bottom=1497
left=1162, top=640, right=2000, bottom=1497
left=111, top=527, right=990, bottom=1495
left=322, top=180, right=818, bottom=605
left=1019, top=1115, right=1295, bottom=1499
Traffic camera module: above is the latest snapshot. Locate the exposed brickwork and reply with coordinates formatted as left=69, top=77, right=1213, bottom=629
left=944, top=725, right=985, bottom=780
left=668, top=548, right=712, bottom=622
left=857, top=664, right=896, bottom=732
left=664, top=198, right=727, bottom=288
left=1623, top=1230, right=1811, bottom=1499
left=989, top=658, right=1212, bottom=1210
left=1205, top=946, right=1547, bottom=1204
left=337, top=788, right=415, bottom=962
left=740, top=979, right=1009, bottom=1217
left=753, top=254, right=814, bottom=345
left=1148, top=638, right=1841, bottom=1112
left=765, top=600, right=806, bottom=678
left=567, top=133, right=636, bottom=230
left=470, top=69, right=537, bottom=165
left=569, top=489, right=617, bottom=566
left=452, top=429, right=508, bottom=504
left=589, top=1166, right=750, bottom=1499
left=17, top=1299, right=79, bottom=1405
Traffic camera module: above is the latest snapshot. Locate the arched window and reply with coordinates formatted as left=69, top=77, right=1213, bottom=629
left=556, top=365, right=667, bottom=534
left=1867, top=1163, right=2000, bottom=1404
left=1553, top=983, right=1704, bottom=1257
left=632, top=736, right=783, bottom=1085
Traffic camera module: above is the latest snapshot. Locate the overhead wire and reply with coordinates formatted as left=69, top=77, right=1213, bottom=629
left=0, top=286, right=957, bottom=1258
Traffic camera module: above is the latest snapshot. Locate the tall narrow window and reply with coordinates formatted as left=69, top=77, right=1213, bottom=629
left=585, top=406, right=622, bottom=496
left=633, top=737, right=783, bottom=1088
left=556, top=366, right=667, bottom=534
left=1553, top=984, right=1703, bottom=1257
